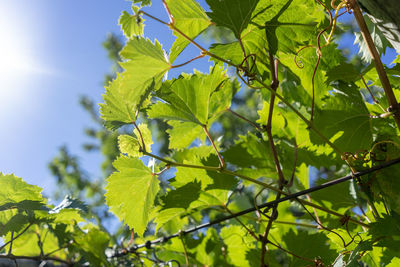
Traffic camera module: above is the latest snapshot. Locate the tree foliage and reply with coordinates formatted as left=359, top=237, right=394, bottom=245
left=2, top=0, right=400, bottom=266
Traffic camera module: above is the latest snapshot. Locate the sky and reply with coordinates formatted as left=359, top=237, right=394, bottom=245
left=0, top=0, right=211, bottom=198
left=0, top=1, right=396, bottom=198
left=0, top=0, right=134, bottom=194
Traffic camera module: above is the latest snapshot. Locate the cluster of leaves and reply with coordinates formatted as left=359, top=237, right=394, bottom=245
left=2, top=0, right=400, bottom=266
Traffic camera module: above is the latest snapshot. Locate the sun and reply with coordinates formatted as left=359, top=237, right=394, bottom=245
left=0, top=3, right=51, bottom=112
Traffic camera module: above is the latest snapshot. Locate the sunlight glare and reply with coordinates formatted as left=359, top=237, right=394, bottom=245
left=0, top=4, right=51, bottom=113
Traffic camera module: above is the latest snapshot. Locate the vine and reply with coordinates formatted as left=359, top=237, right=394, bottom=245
left=1, top=0, right=400, bottom=266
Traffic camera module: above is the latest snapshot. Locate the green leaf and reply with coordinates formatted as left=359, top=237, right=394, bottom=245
left=167, top=0, right=211, bottom=62
left=99, top=73, right=136, bottom=130
left=354, top=15, right=392, bottom=63
left=132, top=0, right=151, bottom=7
left=74, top=225, right=110, bottom=266
left=100, top=37, right=170, bottom=130
left=206, top=0, right=259, bottom=38
left=105, top=156, right=159, bottom=236
left=166, top=121, right=205, bottom=150
left=282, top=229, right=337, bottom=266
left=148, top=65, right=232, bottom=125
left=312, top=82, right=373, bottom=153
left=0, top=173, right=44, bottom=207
left=326, top=63, right=360, bottom=84
left=118, top=123, right=153, bottom=156
left=220, top=225, right=255, bottom=266
left=119, top=6, right=144, bottom=38
left=252, top=0, right=325, bottom=54
left=191, top=228, right=224, bottom=265
left=0, top=213, right=29, bottom=236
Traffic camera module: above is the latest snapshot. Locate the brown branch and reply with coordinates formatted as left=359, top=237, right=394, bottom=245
left=260, top=55, right=287, bottom=267
left=349, top=0, right=400, bottom=130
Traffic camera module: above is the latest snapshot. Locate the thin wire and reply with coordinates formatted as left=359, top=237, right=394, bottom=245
left=110, top=157, right=400, bottom=258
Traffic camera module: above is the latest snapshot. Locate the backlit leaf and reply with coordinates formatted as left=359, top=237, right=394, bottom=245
left=105, top=156, right=159, bottom=236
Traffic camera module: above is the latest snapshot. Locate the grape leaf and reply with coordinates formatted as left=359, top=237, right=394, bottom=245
left=354, top=15, right=392, bottom=63
left=283, top=229, right=337, bottom=266
left=0, top=173, right=44, bottom=207
left=220, top=225, right=255, bottom=266
left=119, top=5, right=144, bottom=38
left=100, top=73, right=136, bottom=130
left=100, top=38, right=170, bottom=129
left=167, top=0, right=211, bottom=63
left=73, top=225, right=110, bottom=266
left=118, top=123, right=153, bottom=156
left=166, top=121, right=205, bottom=150
left=148, top=65, right=233, bottom=125
left=206, top=0, right=259, bottom=38
left=312, top=82, right=373, bottom=153
left=105, top=156, right=159, bottom=236
left=251, top=0, right=324, bottom=55
left=132, top=0, right=150, bottom=7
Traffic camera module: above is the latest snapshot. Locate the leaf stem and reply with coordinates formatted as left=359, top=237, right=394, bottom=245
left=142, top=151, right=220, bottom=171
left=226, top=108, right=263, bottom=132
left=170, top=54, right=206, bottom=68
left=138, top=11, right=169, bottom=26
left=202, top=125, right=225, bottom=169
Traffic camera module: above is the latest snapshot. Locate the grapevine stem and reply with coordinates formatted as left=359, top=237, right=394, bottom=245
left=138, top=11, right=169, bottom=26
left=171, top=54, right=205, bottom=68
left=142, top=151, right=220, bottom=171
left=349, top=0, right=400, bottom=131
left=0, top=223, right=33, bottom=252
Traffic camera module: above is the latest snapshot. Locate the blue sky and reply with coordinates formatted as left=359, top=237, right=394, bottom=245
left=0, top=0, right=134, bottom=194
left=0, top=1, right=396, bottom=198
left=0, top=0, right=211, bottom=197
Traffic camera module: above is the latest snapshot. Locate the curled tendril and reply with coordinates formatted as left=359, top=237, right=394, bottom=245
left=236, top=53, right=257, bottom=84
left=294, top=45, right=315, bottom=68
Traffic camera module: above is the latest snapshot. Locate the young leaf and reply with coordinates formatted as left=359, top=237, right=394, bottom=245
left=100, top=73, right=136, bottom=130
left=167, top=0, right=211, bottom=62
left=119, top=5, right=144, bottom=38
left=100, top=38, right=170, bottom=129
left=132, top=0, right=151, bottom=7
left=118, top=123, right=153, bottom=156
left=105, top=156, right=159, bottom=236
